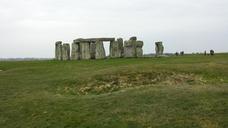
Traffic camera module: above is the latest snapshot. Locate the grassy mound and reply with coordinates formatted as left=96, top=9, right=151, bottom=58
left=0, top=54, right=228, bottom=128
left=59, top=71, right=206, bottom=95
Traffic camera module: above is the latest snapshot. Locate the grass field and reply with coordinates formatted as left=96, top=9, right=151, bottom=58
left=0, top=54, right=228, bottom=128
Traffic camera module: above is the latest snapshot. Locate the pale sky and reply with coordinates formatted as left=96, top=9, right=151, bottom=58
left=0, top=0, right=228, bottom=58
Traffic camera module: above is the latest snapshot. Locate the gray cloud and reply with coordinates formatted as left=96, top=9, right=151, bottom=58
left=0, top=0, right=228, bottom=58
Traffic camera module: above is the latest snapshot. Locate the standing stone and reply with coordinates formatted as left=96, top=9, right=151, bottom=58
left=55, top=41, right=62, bottom=60
left=210, top=50, right=215, bottom=56
left=175, top=52, right=179, bottom=56
left=71, top=41, right=80, bottom=60
left=62, top=43, right=70, bottom=60
left=180, top=51, right=184, bottom=56
left=95, top=40, right=106, bottom=59
left=136, top=41, right=144, bottom=57
left=124, top=37, right=143, bottom=58
left=118, top=38, right=124, bottom=57
left=110, top=38, right=124, bottom=58
left=204, top=50, right=207, bottom=56
left=124, top=40, right=136, bottom=57
left=80, top=42, right=91, bottom=60
left=155, top=41, right=164, bottom=57
left=90, top=42, right=96, bottom=59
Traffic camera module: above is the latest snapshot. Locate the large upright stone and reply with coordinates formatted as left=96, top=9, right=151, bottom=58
left=124, top=40, right=136, bottom=57
left=90, top=42, right=96, bottom=59
left=124, top=37, right=143, bottom=57
left=80, top=42, right=91, bottom=60
left=95, top=40, right=106, bottom=59
left=55, top=41, right=62, bottom=60
left=110, top=38, right=124, bottom=58
left=136, top=41, right=143, bottom=57
left=155, top=41, right=164, bottom=56
left=210, top=50, right=215, bottom=56
left=62, top=43, right=70, bottom=60
left=71, top=41, right=80, bottom=60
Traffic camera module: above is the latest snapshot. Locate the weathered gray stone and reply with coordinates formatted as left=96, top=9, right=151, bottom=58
left=80, top=42, right=91, bottom=60
left=210, top=50, right=215, bottom=56
left=95, top=40, right=106, bottom=59
left=204, top=50, right=207, bottom=56
left=55, top=37, right=144, bottom=60
left=155, top=41, right=164, bottom=57
left=75, top=38, right=115, bottom=43
left=180, top=51, right=184, bottom=56
left=175, top=52, right=179, bottom=56
left=71, top=42, right=80, bottom=60
left=110, top=38, right=123, bottom=58
left=136, top=48, right=143, bottom=57
left=55, top=41, right=62, bottom=60
left=90, top=42, right=96, bottom=59
left=130, top=36, right=137, bottom=41
left=124, top=37, right=143, bottom=57
left=62, top=43, right=70, bottom=60
left=136, top=41, right=143, bottom=57
left=124, top=40, right=136, bottom=57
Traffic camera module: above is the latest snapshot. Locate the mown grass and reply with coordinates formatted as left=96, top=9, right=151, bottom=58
left=0, top=54, right=228, bottom=128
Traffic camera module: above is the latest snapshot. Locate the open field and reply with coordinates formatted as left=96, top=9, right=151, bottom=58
left=0, top=54, right=228, bottom=128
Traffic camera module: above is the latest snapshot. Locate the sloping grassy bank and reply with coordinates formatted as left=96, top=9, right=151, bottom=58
left=0, top=54, right=228, bottom=128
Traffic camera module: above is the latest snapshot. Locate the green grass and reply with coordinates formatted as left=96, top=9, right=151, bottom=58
left=0, top=54, right=228, bottom=128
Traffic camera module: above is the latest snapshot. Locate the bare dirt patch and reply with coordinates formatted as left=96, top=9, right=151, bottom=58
left=57, top=71, right=207, bottom=95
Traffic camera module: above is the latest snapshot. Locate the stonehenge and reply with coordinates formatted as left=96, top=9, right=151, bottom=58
left=55, top=37, right=144, bottom=60
left=54, top=37, right=217, bottom=60
left=155, top=41, right=164, bottom=57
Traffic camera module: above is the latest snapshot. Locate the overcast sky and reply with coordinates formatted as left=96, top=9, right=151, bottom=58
left=0, top=0, right=228, bottom=58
